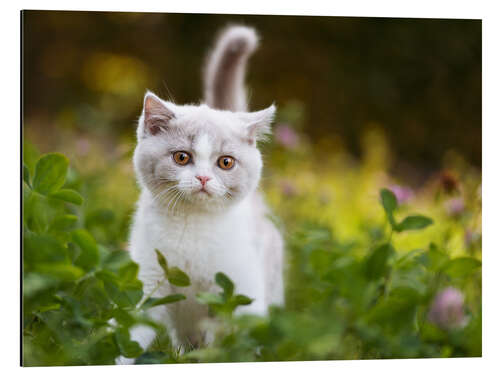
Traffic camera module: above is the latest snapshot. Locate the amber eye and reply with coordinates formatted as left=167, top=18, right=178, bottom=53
left=217, top=156, right=235, bottom=170
left=173, top=151, right=191, bottom=165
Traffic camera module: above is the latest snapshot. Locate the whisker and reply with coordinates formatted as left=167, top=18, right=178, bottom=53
left=171, top=191, right=185, bottom=215
left=152, top=185, right=178, bottom=205
left=166, top=190, right=183, bottom=214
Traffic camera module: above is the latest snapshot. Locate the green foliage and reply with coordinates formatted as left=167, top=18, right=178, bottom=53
left=141, top=294, right=186, bottom=309
left=23, top=163, right=31, bottom=188
left=51, top=189, right=84, bottom=205
left=186, top=187, right=481, bottom=362
left=381, top=188, right=398, bottom=227
left=72, top=229, right=99, bottom=270
left=196, top=272, right=253, bottom=316
left=154, top=249, right=191, bottom=287
left=443, top=257, right=481, bottom=279
left=23, top=149, right=482, bottom=366
left=22, top=153, right=189, bottom=366
left=380, top=189, right=434, bottom=233
left=396, top=215, right=433, bottom=232
left=364, top=243, right=394, bottom=280
left=32, top=153, right=69, bottom=195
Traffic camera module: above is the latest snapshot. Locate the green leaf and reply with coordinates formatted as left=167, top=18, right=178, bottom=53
left=23, top=273, right=58, bottom=298
left=380, top=189, right=397, bottom=226
left=24, top=232, right=69, bottom=265
left=196, top=292, right=225, bottom=305
left=34, top=263, right=85, bottom=282
left=38, top=303, right=61, bottom=313
left=183, top=347, right=224, bottom=362
left=103, top=249, right=132, bottom=271
left=155, top=249, right=168, bottom=277
left=215, top=272, right=234, bottom=299
left=96, top=270, right=142, bottom=308
left=142, top=294, right=186, bottom=309
left=23, top=163, right=31, bottom=188
left=114, top=328, right=143, bottom=358
left=111, top=309, right=135, bottom=327
left=72, top=229, right=100, bottom=270
left=153, top=249, right=190, bottom=286
left=444, top=257, right=481, bottom=278
left=124, top=289, right=144, bottom=306
left=365, top=243, right=395, bottom=280
left=366, top=286, right=421, bottom=328
left=380, top=188, right=397, bottom=213
left=24, top=191, right=53, bottom=233
left=396, top=215, right=433, bottom=232
left=232, top=294, right=253, bottom=306
left=96, top=269, right=120, bottom=285
left=418, top=243, right=449, bottom=271
left=50, top=189, right=83, bottom=205
left=50, top=214, right=78, bottom=231
left=167, top=267, right=191, bottom=287
left=118, top=262, right=139, bottom=284
left=32, top=153, right=69, bottom=195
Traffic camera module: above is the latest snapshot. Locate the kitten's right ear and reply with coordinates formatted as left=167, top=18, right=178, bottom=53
left=142, top=92, right=175, bottom=136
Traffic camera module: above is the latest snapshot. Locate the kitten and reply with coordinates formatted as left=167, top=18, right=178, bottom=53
left=118, top=25, right=284, bottom=363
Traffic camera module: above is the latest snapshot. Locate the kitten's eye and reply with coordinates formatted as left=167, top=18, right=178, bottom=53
left=173, top=151, right=191, bottom=165
left=217, top=156, right=235, bottom=170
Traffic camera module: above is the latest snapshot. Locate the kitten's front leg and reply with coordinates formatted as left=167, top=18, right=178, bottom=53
left=115, top=303, right=175, bottom=365
left=232, top=273, right=268, bottom=316
left=115, top=268, right=177, bottom=365
left=115, top=323, right=156, bottom=365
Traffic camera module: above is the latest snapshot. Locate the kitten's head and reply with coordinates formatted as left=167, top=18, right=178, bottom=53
left=133, top=92, right=275, bottom=214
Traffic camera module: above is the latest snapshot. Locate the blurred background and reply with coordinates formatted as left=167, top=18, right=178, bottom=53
left=23, top=11, right=481, bottom=171
left=23, top=11, right=481, bottom=258
left=22, top=9, right=482, bottom=256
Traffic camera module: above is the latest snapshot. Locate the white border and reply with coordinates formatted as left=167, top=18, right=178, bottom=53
left=3, top=0, right=499, bottom=374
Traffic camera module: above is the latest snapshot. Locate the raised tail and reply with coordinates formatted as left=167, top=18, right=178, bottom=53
left=203, top=25, right=259, bottom=112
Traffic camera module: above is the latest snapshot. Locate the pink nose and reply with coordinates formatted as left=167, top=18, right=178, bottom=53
left=196, top=175, right=211, bottom=187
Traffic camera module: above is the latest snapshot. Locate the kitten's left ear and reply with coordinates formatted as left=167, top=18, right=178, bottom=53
left=238, top=104, right=276, bottom=144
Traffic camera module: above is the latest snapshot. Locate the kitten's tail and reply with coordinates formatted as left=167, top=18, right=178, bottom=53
left=204, top=25, right=259, bottom=112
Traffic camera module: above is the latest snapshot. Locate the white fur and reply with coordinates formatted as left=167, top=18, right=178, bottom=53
left=117, top=26, right=283, bottom=364
left=128, top=190, right=275, bottom=343
left=204, top=25, right=259, bottom=111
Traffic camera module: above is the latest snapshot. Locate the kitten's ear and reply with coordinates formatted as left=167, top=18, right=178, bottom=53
left=142, top=92, right=175, bottom=136
left=238, top=104, right=276, bottom=144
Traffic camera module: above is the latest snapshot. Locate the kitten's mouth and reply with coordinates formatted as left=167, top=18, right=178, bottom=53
left=198, top=188, right=211, bottom=196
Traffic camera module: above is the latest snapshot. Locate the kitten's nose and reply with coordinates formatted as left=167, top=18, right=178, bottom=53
left=196, top=175, right=211, bottom=187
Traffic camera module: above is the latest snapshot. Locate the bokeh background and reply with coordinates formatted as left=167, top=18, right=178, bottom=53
left=23, top=10, right=482, bottom=254
left=22, top=11, right=482, bottom=364
left=24, top=11, right=481, bottom=170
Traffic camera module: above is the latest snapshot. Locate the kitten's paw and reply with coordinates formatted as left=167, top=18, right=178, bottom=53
left=115, top=356, right=136, bottom=365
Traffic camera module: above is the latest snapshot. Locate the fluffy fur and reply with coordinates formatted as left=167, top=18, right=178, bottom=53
left=204, top=25, right=258, bottom=112
left=117, top=25, right=283, bottom=364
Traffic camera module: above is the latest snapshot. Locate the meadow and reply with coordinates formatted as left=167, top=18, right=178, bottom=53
left=22, top=100, right=482, bottom=365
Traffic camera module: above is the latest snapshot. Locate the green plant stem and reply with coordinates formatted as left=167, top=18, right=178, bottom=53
left=136, top=277, right=167, bottom=310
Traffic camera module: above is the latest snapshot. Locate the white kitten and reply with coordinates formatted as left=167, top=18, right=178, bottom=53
left=117, top=26, right=284, bottom=363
